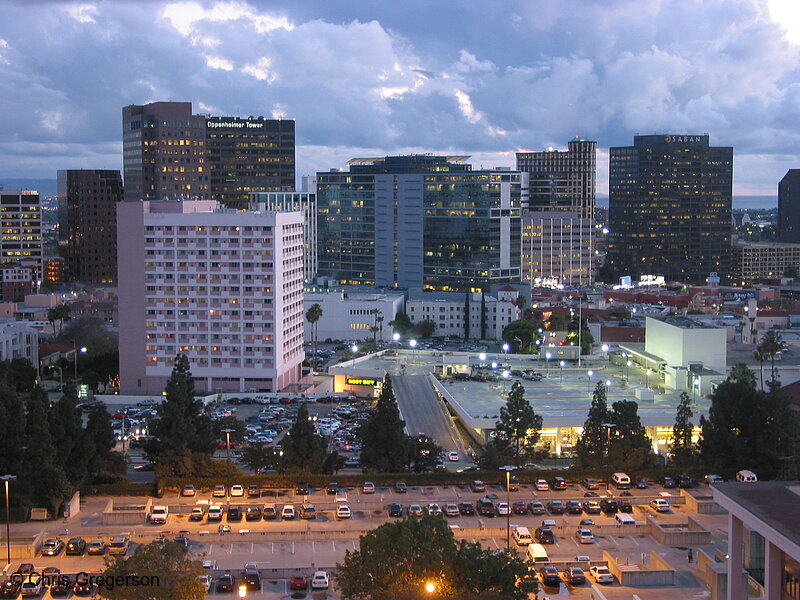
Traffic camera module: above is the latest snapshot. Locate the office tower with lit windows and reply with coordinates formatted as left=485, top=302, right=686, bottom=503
left=316, top=155, right=524, bottom=292
left=516, top=138, right=596, bottom=286
left=117, top=200, right=305, bottom=394
left=57, top=169, right=122, bottom=284
left=607, top=134, right=733, bottom=284
left=0, top=190, right=42, bottom=281
left=778, top=169, right=800, bottom=243
left=122, top=102, right=295, bottom=204
left=516, top=138, right=596, bottom=218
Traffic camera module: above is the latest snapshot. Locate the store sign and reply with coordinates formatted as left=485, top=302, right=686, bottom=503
left=346, top=377, right=379, bottom=386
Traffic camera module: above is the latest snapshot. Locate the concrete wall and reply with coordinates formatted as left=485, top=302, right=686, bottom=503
left=101, top=497, right=151, bottom=525
left=647, top=515, right=711, bottom=546
left=680, top=488, right=727, bottom=514
left=603, top=550, right=675, bottom=586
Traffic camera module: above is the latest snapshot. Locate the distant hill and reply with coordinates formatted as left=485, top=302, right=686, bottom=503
left=597, top=193, right=774, bottom=210
left=0, top=178, right=57, bottom=196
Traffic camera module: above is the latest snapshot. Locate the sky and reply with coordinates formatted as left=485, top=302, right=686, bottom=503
left=1, top=0, right=800, bottom=199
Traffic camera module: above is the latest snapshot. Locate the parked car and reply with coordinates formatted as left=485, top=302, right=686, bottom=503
left=650, top=498, right=671, bottom=513
left=427, top=503, right=443, bottom=516
left=245, top=506, right=262, bottom=521
left=336, top=505, right=351, bottom=519
left=326, top=482, right=340, bottom=495
left=444, top=503, right=460, bottom=517
left=394, top=481, right=407, bottom=493
left=216, top=573, right=235, bottom=593
left=295, top=481, right=310, bottom=495
left=566, top=500, right=583, bottom=515
left=540, top=565, right=561, bottom=586
left=535, top=527, right=555, bottom=544
left=230, top=485, right=244, bottom=497
left=289, top=575, right=308, bottom=590
left=496, top=502, right=511, bottom=516
left=677, top=474, right=694, bottom=488
left=458, top=501, right=475, bottom=515
left=262, top=504, right=277, bottom=520
left=550, top=476, right=567, bottom=490
left=227, top=506, right=242, bottom=521
left=408, top=504, right=423, bottom=517
left=583, top=500, right=602, bottom=514
left=590, top=566, right=614, bottom=584
left=662, top=476, right=676, bottom=488
left=42, top=538, right=65, bottom=556
left=362, top=481, right=376, bottom=494
left=0, top=581, right=21, bottom=599
left=582, top=478, right=600, bottom=490
left=600, top=499, right=618, bottom=514
left=528, top=501, right=546, bottom=515
left=470, top=480, right=486, bottom=492
left=212, top=485, right=226, bottom=497
left=565, top=566, right=586, bottom=585
left=190, top=507, right=204, bottom=521
left=300, top=505, right=317, bottom=520
left=512, top=501, right=529, bottom=514
left=477, top=498, right=495, bottom=516
left=86, top=540, right=106, bottom=555
left=547, top=500, right=565, bottom=514
left=66, top=537, right=86, bottom=555
left=389, top=503, right=404, bottom=517
left=534, top=479, right=549, bottom=491
left=281, top=505, right=296, bottom=520
left=181, top=485, right=196, bottom=497
left=576, top=528, right=594, bottom=544
left=634, top=477, right=649, bottom=489
left=243, top=572, right=261, bottom=591
left=311, top=571, right=330, bottom=590
left=618, top=500, right=633, bottom=513
left=248, top=484, right=261, bottom=497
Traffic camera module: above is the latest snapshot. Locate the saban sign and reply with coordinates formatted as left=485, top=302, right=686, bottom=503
left=664, top=135, right=705, bottom=144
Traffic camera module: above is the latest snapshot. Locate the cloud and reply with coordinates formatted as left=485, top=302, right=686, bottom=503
left=0, top=0, right=798, bottom=199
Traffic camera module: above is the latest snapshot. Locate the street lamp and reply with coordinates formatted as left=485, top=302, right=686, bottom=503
left=502, top=370, right=510, bottom=396
left=72, top=342, right=87, bottom=381
left=626, top=360, right=632, bottom=382
left=601, top=344, right=609, bottom=360
left=502, top=343, right=509, bottom=367
left=392, top=332, right=400, bottom=343
left=351, top=344, right=359, bottom=354
left=221, top=429, right=235, bottom=462
left=499, top=466, right=516, bottom=549
left=559, top=360, right=565, bottom=383
left=51, top=365, right=63, bottom=391
left=646, top=369, right=653, bottom=388
left=587, top=370, right=593, bottom=392
left=409, top=339, right=417, bottom=364
left=425, top=581, right=436, bottom=594
left=1, top=474, right=16, bottom=568
left=545, top=352, right=552, bottom=373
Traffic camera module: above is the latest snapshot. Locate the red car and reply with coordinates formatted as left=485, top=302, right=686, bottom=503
left=289, top=575, right=308, bottom=590
left=216, top=440, right=240, bottom=449
left=512, top=501, right=529, bottom=515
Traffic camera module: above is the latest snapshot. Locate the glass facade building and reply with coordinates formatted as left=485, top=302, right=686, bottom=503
left=607, top=134, right=733, bottom=284
left=316, top=155, right=524, bottom=292
left=778, top=169, right=800, bottom=243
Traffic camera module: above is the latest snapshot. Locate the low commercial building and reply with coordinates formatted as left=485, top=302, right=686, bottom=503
left=732, top=240, right=800, bottom=284
left=302, top=291, right=404, bottom=343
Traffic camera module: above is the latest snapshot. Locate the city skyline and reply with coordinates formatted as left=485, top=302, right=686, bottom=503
left=1, top=0, right=800, bottom=199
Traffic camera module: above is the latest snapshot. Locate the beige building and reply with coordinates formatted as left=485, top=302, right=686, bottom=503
left=732, top=240, right=800, bottom=283
left=521, top=210, right=594, bottom=287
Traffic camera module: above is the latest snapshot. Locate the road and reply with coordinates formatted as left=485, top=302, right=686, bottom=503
left=392, top=375, right=470, bottom=468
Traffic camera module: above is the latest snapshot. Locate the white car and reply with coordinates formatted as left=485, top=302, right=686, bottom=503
left=337, top=505, right=351, bottom=519
left=448, top=451, right=460, bottom=461
left=535, top=479, right=549, bottom=491
left=281, top=505, right=296, bottom=519
left=311, top=571, right=329, bottom=589
left=20, top=580, right=43, bottom=596
left=496, top=502, right=511, bottom=516
left=576, top=528, right=595, bottom=544
left=590, top=566, right=614, bottom=584
left=230, top=485, right=245, bottom=497
left=650, top=499, right=671, bottom=513
left=542, top=519, right=557, bottom=528
left=200, top=575, right=213, bottom=592
left=427, top=503, right=442, bottom=515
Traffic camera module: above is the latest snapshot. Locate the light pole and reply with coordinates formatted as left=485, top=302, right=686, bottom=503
left=502, top=370, right=510, bottom=397
left=545, top=352, right=552, bottom=374
left=222, top=429, right=235, bottom=462
left=51, top=365, right=63, bottom=391
left=577, top=298, right=583, bottom=367
left=559, top=360, right=565, bottom=383
left=626, top=360, right=632, bottom=382
left=499, top=466, right=516, bottom=550
left=238, top=584, right=247, bottom=598
left=646, top=369, right=652, bottom=388
left=392, top=332, right=400, bottom=344
left=502, top=343, right=509, bottom=367
left=72, top=342, right=87, bottom=381
left=587, top=370, right=593, bottom=392
left=601, top=344, right=609, bottom=361
left=409, top=339, right=417, bottom=364
left=1, top=474, right=16, bottom=568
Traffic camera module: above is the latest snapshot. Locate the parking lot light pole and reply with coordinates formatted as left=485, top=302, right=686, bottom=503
left=646, top=369, right=652, bottom=388
left=222, top=429, right=234, bottom=462
left=545, top=352, right=552, bottom=373
left=559, top=360, right=565, bottom=383
left=500, top=466, right=515, bottom=550
left=409, top=339, right=417, bottom=364
left=587, top=370, right=593, bottom=392
left=1, top=474, right=16, bottom=568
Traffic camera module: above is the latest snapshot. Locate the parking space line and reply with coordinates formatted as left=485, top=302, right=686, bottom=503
left=292, top=541, right=295, bottom=554
left=332, top=541, right=336, bottom=552
left=312, top=541, right=315, bottom=552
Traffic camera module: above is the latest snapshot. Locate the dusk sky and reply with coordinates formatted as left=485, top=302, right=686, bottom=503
left=1, top=0, right=800, bottom=199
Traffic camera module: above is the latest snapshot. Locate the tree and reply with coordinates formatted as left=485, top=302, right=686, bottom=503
left=729, top=361, right=757, bottom=388
left=607, top=400, right=653, bottom=471
left=7, top=358, right=37, bottom=393
left=548, top=313, right=566, bottom=330
left=85, top=404, right=119, bottom=478
left=699, top=369, right=797, bottom=479
left=753, top=348, right=767, bottom=391
left=360, top=376, right=410, bottom=473
left=670, top=392, right=695, bottom=467
left=47, top=303, right=71, bottom=336
left=414, top=319, right=436, bottom=339
left=514, top=295, right=526, bottom=314
left=407, top=436, right=445, bottom=473
left=0, top=385, right=26, bottom=477
left=501, top=320, right=540, bottom=353
left=281, top=403, right=326, bottom=473
left=336, top=515, right=534, bottom=600
left=101, top=541, right=206, bottom=600
left=575, top=382, right=610, bottom=467
left=389, top=312, right=413, bottom=336
left=49, top=386, right=91, bottom=485
left=147, top=355, right=215, bottom=476
left=477, top=437, right=513, bottom=470
left=305, top=303, right=323, bottom=371
left=239, top=444, right=280, bottom=474
left=494, top=381, right=542, bottom=467
left=758, top=330, right=787, bottom=385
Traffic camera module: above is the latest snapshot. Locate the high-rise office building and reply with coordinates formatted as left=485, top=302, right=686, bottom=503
left=316, top=155, right=525, bottom=292
left=521, top=210, right=594, bottom=287
left=607, top=134, right=733, bottom=284
left=249, top=192, right=317, bottom=282
left=516, top=139, right=596, bottom=286
left=122, top=102, right=295, bottom=204
left=516, top=138, right=596, bottom=218
left=0, top=190, right=42, bottom=281
left=57, top=169, right=122, bottom=284
left=117, top=200, right=305, bottom=394
left=778, top=169, right=800, bottom=243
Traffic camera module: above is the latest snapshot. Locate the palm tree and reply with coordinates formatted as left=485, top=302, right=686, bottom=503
left=758, top=329, right=787, bottom=384
left=305, top=304, right=323, bottom=371
left=753, top=348, right=766, bottom=391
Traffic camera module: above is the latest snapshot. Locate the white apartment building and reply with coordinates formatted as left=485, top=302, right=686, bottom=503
left=118, top=200, right=304, bottom=394
left=406, top=287, right=521, bottom=340
left=0, top=319, right=37, bottom=366
left=303, top=291, right=404, bottom=343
